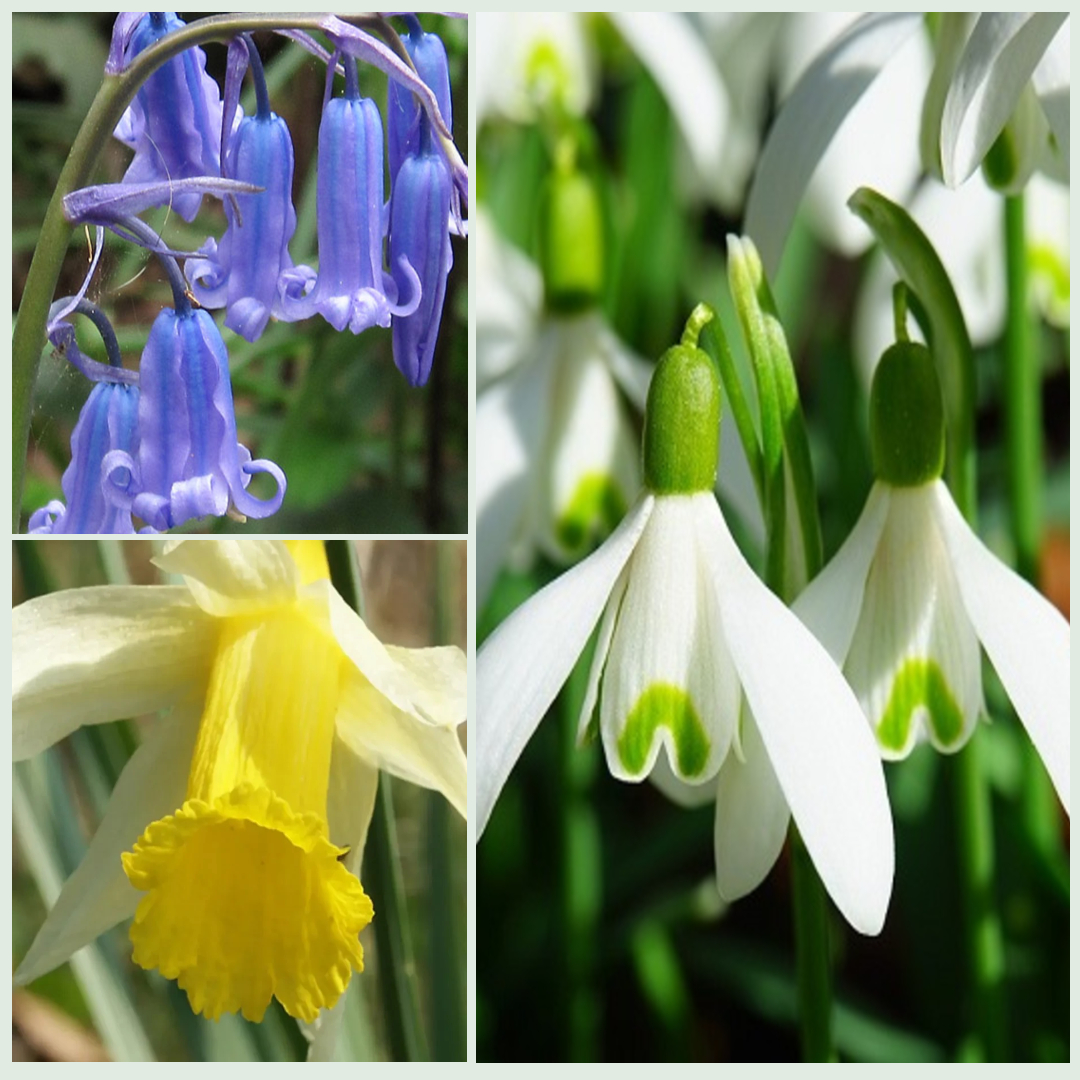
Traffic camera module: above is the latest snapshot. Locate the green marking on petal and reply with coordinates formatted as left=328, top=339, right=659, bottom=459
left=555, top=472, right=627, bottom=555
left=876, top=657, right=965, bottom=754
left=617, top=683, right=710, bottom=778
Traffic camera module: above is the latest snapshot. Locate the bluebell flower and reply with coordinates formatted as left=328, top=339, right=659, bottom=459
left=103, top=305, right=286, bottom=532
left=387, top=17, right=453, bottom=185
left=187, top=39, right=300, bottom=342
left=113, top=12, right=231, bottom=223
left=30, top=382, right=139, bottom=535
left=281, top=56, right=418, bottom=335
left=389, top=144, right=453, bottom=387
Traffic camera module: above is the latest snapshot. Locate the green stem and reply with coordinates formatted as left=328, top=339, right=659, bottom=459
left=426, top=542, right=465, bottom=1061
left=953, top=741, right=1007, bottom=1060
left=1003, top=192, right=1041, bottom=583
left=790, top=829, right=835, bottom=1061
left=324, top=540, right=428, bottom=1062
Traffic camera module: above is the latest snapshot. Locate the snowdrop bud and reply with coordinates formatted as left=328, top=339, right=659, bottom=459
left=870, top=341, right=946, bottom=487
left=540, top=166, right=603, bottom=312
left=643, top=305, right=721, bottom=494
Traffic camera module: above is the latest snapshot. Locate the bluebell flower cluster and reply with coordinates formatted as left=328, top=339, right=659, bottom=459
left=30, top=12, right=466, bottom=534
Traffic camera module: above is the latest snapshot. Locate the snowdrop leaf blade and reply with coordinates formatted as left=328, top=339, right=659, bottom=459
left=794, top=482, right=891, bottom=664
left=609, top=12, right=729, bottom=178
left=15, top=706, right=201, bottom=985
left=698, top=498, right=894, bottom=934
left=13, top=587, right=214, bottom=760
left=934, top=484, right=1070, bottom=813
left=941, top=12, right=1069, bottom=188
left=745, top=12, right=922, bottom=275
left=477, top=495, right=655, bottom=835
left=714, top=712, right=791, bottom=901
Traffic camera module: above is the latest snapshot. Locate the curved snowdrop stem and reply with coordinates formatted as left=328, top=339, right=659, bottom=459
left=933, top=485, right=1070, bottom=815
left=476, top=495, right=655, bottom=835
left=939, top=12, right=1069, bottom=189
left=744, top=12, right=923, bottom=276
left=848, top=187, right=977, bottom=519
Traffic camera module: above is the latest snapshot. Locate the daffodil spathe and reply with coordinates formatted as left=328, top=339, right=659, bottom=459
left=795, top=344, right=1069, bottom=813
left=13, top=539, right=467, bottom=1025
left=478, top=308, right=894, bottom=936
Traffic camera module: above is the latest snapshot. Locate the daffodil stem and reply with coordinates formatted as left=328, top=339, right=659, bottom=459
left=426, top=541, right=465, bottom=1061
left=324, top=539, right=429, bottom=1061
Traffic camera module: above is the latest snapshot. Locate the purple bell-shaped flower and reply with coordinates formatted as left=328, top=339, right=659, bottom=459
left=387, top=16, right=453, bottom=186
left=187, top=38, right=299, bottom=342
left=30, top=302, right=139, bottom=535
left=113, top=12, right=229, bottom=223
left=280, top=54, right=419, bottom=335
left=103, top=304, right=286, bottom=532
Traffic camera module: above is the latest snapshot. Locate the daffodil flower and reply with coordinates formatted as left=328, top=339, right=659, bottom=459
left=795, top=342, right=1069, bottom=813
left=13, top=539, right=467, bottom=1028
left=478, top=308, right=894, bottom=935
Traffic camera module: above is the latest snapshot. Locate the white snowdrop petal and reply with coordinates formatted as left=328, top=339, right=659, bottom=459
left=476, top=349, right=552, bottom=611
left=744, top=12, right=923, bottom=275
left=933, top=483, right=1070, bottom=813
left=794, top=481, right=891, bottom=665
left=941, top=12, right=1069, bottom=187
left=601, top=496, right=738, bottom=785
left=844, top=486, right=983, bottom=758
left=542, top=315, right=640, bottom=564
left=713, top=710, right=791, bottom=901
left=476, top=495, right=655, bottom=836
left=697, top=496, right=894, bottom=935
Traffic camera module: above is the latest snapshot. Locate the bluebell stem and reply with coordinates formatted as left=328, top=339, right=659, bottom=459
left=281, top=54, right=418, bottom=335
left=30, top=301, right=139, bottom=535
left=389, top=105, right=453, bottom=387
left=113, top=12, right=232, bottom=223
left=102, top=218, right=286, bottom=532
left=187, top=36, right=300, bottom=342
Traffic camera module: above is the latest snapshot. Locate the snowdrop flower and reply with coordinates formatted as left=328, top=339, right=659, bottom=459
left=476, top=200, right=646, bottom=611
left=795, top=342, right=1069, bottom=813
left=476, top=13, right=729, bottom=180
left=13, top=539, right=467, bottom=1027
left=747, top=12, right=1069, bottom=275
left=478, top=307, right=894, bottom=935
